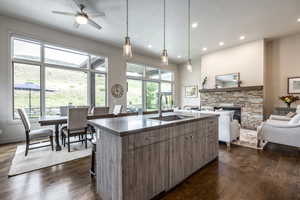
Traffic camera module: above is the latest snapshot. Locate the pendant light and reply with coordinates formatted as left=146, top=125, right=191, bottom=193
left=123, top=0, right=132, bottom=58
left=186, top=0, right=193, bottom=72
left=161, top=0, right=168, bottom=65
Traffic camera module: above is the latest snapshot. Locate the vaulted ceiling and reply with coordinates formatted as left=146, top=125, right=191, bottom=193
left=1, top=0, right=300, bottom=63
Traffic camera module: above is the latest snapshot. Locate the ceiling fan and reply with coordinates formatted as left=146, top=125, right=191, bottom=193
left=52, top=0, right=105, bottom=30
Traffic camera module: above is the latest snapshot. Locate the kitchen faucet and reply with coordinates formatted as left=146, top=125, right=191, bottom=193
left=158, top=92, right=169, bottom=119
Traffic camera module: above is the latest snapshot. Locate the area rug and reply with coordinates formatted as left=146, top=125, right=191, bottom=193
left=232, top=128, right=266, bottom=150
left=8, top=141, right=92, bottom=177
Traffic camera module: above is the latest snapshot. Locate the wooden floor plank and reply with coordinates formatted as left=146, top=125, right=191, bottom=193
left=0, top=142, right=299, bottom=200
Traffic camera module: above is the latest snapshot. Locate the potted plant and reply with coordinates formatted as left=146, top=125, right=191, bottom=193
left=279, top=95, right=299, bottom=108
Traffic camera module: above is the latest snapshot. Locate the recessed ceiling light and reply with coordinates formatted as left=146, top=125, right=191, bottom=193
left=240, top=35, right=246, bottom=40
left=191, top=22, right=198, bottom=28
left=147, top=44, right=152, bottom=48
left=202, top=47, right=207, bottom=51
left=297, top=18, right=300, bottom=22
left=177, top=55, right=182, bottom=58
left=219, top=42, right=224, bottom=46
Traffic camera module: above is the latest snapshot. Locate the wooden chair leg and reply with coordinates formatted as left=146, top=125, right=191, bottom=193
left=25, top=141, right=29, bottom=156
left=68, top=135, right=71, bottom=152
left=85, top=133, right=88, bottom=149
left=90, top=146, right=95, bottom=177
left=50, top=136, right=54, bottom=151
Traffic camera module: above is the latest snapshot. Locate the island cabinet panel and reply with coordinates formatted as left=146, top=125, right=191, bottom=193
left=168, top=134, right=185, bottom=189
left=95, top=116, right=219, bottom=200
left=96, top=129, right=124, bottom=200
left=168, top=119, right=219, bottom=189
left=123, top=128, right=169, bottom=200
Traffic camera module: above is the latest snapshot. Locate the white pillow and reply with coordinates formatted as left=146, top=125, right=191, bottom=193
left=288, top=114, right=300, bottom=125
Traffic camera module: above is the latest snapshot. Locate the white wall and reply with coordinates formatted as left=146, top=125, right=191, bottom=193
left=178, top=40, right=265, bottom=108
left=0, top=15, right=179, bottom=144
left=178, top=58, right=202, bottom=107
left=265, top=33, right=300, bottom=116
left=200, top=40, right=265, bottom=88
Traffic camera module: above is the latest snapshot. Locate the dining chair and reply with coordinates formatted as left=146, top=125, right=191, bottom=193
left=17, top=108, right=54, bottom=156
left=113, top=105, right=123, bottom=115
left=60, top=105, right=75, bottom=116
left=93, top=106, right=110, bottom=115
left=61, top=107, right=89, bottom=152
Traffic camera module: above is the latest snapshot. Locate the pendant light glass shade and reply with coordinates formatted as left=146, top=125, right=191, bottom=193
left=161, top=0, right=168, bottom=66
left=123, top=36, right=132, bottom=58
left=161, top=49, right=168, bottom=65
left=123, top=0, right=132, bottom=58
left=186, top=59, right=192, bottom=72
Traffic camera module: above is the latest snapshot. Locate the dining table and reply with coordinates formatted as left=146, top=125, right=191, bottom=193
left=38, top=114, right=115, bottom=151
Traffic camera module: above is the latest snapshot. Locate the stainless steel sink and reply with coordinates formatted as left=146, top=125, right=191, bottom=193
left=150, top=115, right=193, bottom=122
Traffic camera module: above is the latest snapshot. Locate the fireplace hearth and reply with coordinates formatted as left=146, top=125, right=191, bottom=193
left=200, top=86, right=263, bottom=130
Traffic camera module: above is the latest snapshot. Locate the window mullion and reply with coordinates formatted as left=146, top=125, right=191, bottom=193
left=142, top=80, right=146, bottom=112
left=40, top=43, right=45, bottom=117
left=87, top=55, right=93, bottom=106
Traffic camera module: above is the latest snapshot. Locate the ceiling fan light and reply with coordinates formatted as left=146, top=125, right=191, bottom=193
left=123, top=36, right=133, bottom=58
left=76, top=15, right=88, bottom=24
left=161, top=49, right=168, bottom=65
left=186, top=59, right=193, bottom=72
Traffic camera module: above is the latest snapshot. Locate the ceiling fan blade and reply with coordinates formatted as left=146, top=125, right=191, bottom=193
left=89, top=12, right=106, bottom=18
left=73, top=21, right=80, bottom=28
left=88, top=18, right=102, bottom=30
left=72, top=0, right=85, bottom=11
left=52, top=11, right=76, bottom=16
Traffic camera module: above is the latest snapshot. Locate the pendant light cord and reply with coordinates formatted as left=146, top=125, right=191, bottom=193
left=163, top=0, right=166, bottom=50
left=126, top=0, right=129, bottom=37
left=188, top=0, right=191, bottom=59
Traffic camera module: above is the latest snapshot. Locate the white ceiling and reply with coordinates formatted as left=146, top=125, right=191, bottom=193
left=0, top=0, right=300, bottom=64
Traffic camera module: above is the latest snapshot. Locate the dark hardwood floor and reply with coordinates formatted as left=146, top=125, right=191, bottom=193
left=0, top=142, right=299, bottom=200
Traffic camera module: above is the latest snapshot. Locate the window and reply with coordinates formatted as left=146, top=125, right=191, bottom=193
left=161, top=82, right=173, bottom=109
left=145, top=67, right=159, bottom=80
left=45, top=68, right=88, bottom=116
left=91, top=55, right=107, bottom=72
left=126, top=63, right=175, bottom=112
left=126, top=63, right=144, bottom=77
left=161, top=70, right=173, bottom=81
left=12, top=36, right=107, bottom=118
left=127, top=79, right=143, bottom=112
left=13, top=39, right=41, bottom=61
left=95, top=73, right=106, bottom=106
left=146, top=82, right=159, bottom=111
left=13, top=63, right=40, bottom=118
left=45, top=45, right=89, bottom=69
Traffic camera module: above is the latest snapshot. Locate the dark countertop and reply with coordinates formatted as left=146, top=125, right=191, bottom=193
left=88, top=112, right=219, bottom=136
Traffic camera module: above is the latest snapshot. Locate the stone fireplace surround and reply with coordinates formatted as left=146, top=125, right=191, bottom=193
left=199, top=86, right=263, bottom=130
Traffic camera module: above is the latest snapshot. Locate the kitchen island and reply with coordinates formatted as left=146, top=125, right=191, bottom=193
left=88, top=112, right=219, bottom=200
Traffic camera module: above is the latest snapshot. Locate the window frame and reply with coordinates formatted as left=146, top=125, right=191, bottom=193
left=126, top=62, right=175, bottom=112
left=11, top=35, right=108, bottom=119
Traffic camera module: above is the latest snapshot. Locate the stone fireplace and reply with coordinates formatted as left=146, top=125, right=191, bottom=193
left=199, top=86, right=263, bottom=130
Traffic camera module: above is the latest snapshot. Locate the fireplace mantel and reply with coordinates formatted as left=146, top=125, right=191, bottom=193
left=199, top=85, right=263, bottom=93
